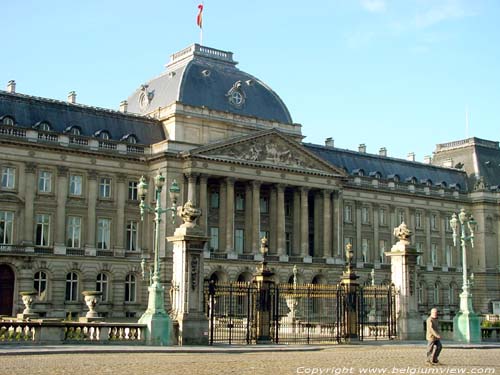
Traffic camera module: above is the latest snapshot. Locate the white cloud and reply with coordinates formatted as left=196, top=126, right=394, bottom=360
left=361, top=0, right=387, bottom=13
left=415, top=0, right=467, bottom=28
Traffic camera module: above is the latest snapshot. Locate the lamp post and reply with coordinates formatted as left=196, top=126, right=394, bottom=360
left=137, top=172, right=180, bottom=345
left=449, top=208, right=481, bottom=342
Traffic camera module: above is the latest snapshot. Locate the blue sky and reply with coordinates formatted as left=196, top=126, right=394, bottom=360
left=1, top=0, right=499, bottom=161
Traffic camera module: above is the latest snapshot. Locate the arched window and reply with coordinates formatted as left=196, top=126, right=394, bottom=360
left=448, top=284, right=455, bottom=305
left=34, top=271, right=47, bottom=300
left=96, top=273, right=109, bottom=302
left=418, top=282, right=425, bottom=305
left=1, top=116, right=14, bottom=126
left=36, top=121, right=51, bottom=131
left=433, top=283, right=441, bottom=305
left=70, top=127, right=81, bottom=135
left=94, top=129, right=110, bottom=140
left=65, top=272, right=79, bottom=301
left=125, top=274, right=136, bottom=302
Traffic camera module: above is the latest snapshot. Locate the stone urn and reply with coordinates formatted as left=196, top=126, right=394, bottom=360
left=82, top=290, right=102, bottom=318
left=20, top=291, right=38, bottom=315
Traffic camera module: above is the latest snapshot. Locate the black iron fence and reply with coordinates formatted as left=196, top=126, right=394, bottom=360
left=204, top=281, right=397, bottom=345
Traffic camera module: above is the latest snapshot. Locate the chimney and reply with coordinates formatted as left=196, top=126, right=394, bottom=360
left=407, top=152, right=415, bottom=162
left=7, top=80, right=16, bottom=93
left=379, top=147, right=387, bottom=157
left=325, top=137, right=334, bottom=148
left=120, top=100, right=128, bottom=113
left=424, top=155, right=432, bottom=164
left=67, top=91, right=76, bottom=104
left=358, top=144, right=366, bottom=153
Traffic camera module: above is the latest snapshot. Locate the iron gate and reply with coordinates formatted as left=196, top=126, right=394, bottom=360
left=204, top=281, right=397, bottom=345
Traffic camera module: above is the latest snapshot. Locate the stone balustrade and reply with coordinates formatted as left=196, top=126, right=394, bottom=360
left=0, top=319, right=147, bottom=345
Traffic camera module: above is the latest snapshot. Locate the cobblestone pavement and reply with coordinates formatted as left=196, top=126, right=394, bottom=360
left=2, top=345, right=499, bottom=375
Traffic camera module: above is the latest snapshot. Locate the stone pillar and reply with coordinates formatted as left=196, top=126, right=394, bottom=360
left=269, top=186, right=277, bottom=254
left=276, top=184, right=286, bottom=257
left=373, top=204, right=380, bottom=264
left=425, top=210, right=432, bottom=266
left=85, top=170, right=97, bottom=256
left=199, top=175, right=208, bottom=234
left=244, top=183, right=253, bottom=254
left=186, top=173, right=198, bottom=206
left=322, top=190, right=332, bottom=258
left=293, top=189, right=301, bottom=256
left=385, top=222, right=423, bottom=340
left=54, top=166, right=68, bottom=255
left=334, top=190, right=343, bottom=258
left=225, top=178, right=235, bottom=254
left=300, top=188, right=309, bottom=258
left=115, top=173, right=126, bottom=257
left=167, top=208, right=209, bottom=345
left=355, top=201, right=362, bottom=262
left=313, top=191, right=322, bottom=257
left=251, top=181, right=261, bottom=254
left=218, top=180, right=227, bottom=252
left=23, top=162, right=36, bottom=249
left=340, top=244, right=360, bottom=340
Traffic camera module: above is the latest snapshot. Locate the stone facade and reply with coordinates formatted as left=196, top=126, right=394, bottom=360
left=0, top=44, right=499, bottom=324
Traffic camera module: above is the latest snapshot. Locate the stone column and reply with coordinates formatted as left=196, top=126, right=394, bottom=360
left=251, top=181, right=261, bottom=254
left=186, top=173, right=198, bottom=206
left=292, top=189, right=301, bottom=256
left=225, top=178, right=235, bottom=255
left=244, top=183, right=253, bottom=254
left=23, top=162, right=36, bottom=249
left=300, top=187, right=309, bottom=258
left=334, top=190, right=343, bottom=258
left=269, top=186, right=277, bottom=254
left=425, top=210, right=432, bottom=266
left=85, top=170, right=97, bottom=256
left=199, top=175, right=208, bottom=235
left=355, top=201, right=362, bottom=263
left=167, top=213, right=209, bottom=345
left=115, top=173, right=126, bottom=257
left=218, top=180, right=227, bottom=252
left=373, top=204, right=380, bottom=264
left=276, top=184, right=286, bottom=257
left=385, top=223, right=423, bottom=340
left=313, top=191, right=322, bottom=257
left=54, top=166, right=68, bottom=255
left=322, top=190, right=332, bottom=258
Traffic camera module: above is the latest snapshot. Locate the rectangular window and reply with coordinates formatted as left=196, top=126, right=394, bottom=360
left=0, top=211, right=14, bottom=244
left=234, top=229, right=244, bottom=254
left=379, top=239, right=388, bottom=263
left=431, top=243, right=438, bottom=266
left=362, top=238, right=370, bottom=262
left=431, top=214, right=438, bottom=230
left=1, top=167, right=15, bottom=189
left=361, top=207, right=370, bottom=224
left=125, top=275, right=136, bottom=302
left=128, top=181, right=138, bottom=200
left=398, top=210, right=405, bottom=225
left=97, top=218, right=111, bottom=250
left=235, top=192, right=245, bottom=211
left=285, top=199, right=292, bottom=217
left=285, top=232, right=292, bottom=255
left=210, top=191, right=219, bottom=209
left=260, top=231, right=269, bottom=241
left=38, top=171, right=52, bottom=193
left=379, top=208, right=387, bottom=226
left=99, top=177, right=111, bottom=198
left=260, top=197, right=269, bottom=213
left=209, top=227, right=219, bottom=251
left=126, top=220, right=138, bottom=251
left=35, top=214, right=51, bottom=247
left=445, top=216, right=451, bottom=232
left=69, top=175, right=83, bottom=196
left=344, top=205, right=352, bottom=223
left=445, top=244, right=453, bottom=267
left=415, top=212, right=422, bottom=229
left=416, top=242, right=424, bottom=265
left=66, top=216, right=81, bottom=248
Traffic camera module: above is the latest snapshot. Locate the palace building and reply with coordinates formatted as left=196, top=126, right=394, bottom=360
left=0, top=44, right=499, bottom=320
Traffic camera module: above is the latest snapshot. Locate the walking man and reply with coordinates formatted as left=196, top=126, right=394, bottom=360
left=426, top=308, right=442, bottom=365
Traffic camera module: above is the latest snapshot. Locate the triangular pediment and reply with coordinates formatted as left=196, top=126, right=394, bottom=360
left=184, top=129, right=347, bottom=176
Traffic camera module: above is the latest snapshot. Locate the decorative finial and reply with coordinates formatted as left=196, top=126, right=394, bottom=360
left=393, top=222, right=412, bottom=242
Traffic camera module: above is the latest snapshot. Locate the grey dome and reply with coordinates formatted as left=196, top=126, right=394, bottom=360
left=127, top=44, right=293, bottom=124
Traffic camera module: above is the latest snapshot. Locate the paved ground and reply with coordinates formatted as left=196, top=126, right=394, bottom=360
left=1, top=344, right=499, bottom=375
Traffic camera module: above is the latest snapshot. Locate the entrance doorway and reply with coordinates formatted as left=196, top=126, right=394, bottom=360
left=0, top=264, right=15, bottom=316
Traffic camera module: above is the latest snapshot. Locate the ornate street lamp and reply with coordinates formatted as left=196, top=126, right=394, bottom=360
left=449, top=208, right=480, bottom=342
left=137, top=172, right=180, bottom=345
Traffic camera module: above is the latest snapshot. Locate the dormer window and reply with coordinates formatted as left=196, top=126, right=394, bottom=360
left=121, top=134, right=138, bottom=144
left=369, top=171, right=382, bottom=179
left=352, top=168, right=365, bottom=177
left=94, top=129, right=110, bottom=140
left=64, top=125, right=81, bottom=136
left=405, top=176, right=417, bottom=185
left=388, top=174, right=400, bottom=183
left=1, top=116, right=14, bottom=126
left=226, top=81, right=245, bottom=108
left=35, top=121, right=51, bottom=131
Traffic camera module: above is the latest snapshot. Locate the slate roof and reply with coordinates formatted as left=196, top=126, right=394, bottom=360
left=0, top=91, right=165, bottom=145
left=304, top=142, right=469, bottom=191
left=126, top=44, right=293, bottom=125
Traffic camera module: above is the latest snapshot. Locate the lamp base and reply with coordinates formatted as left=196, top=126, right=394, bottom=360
left=138, top=284, right=172, bottom=346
